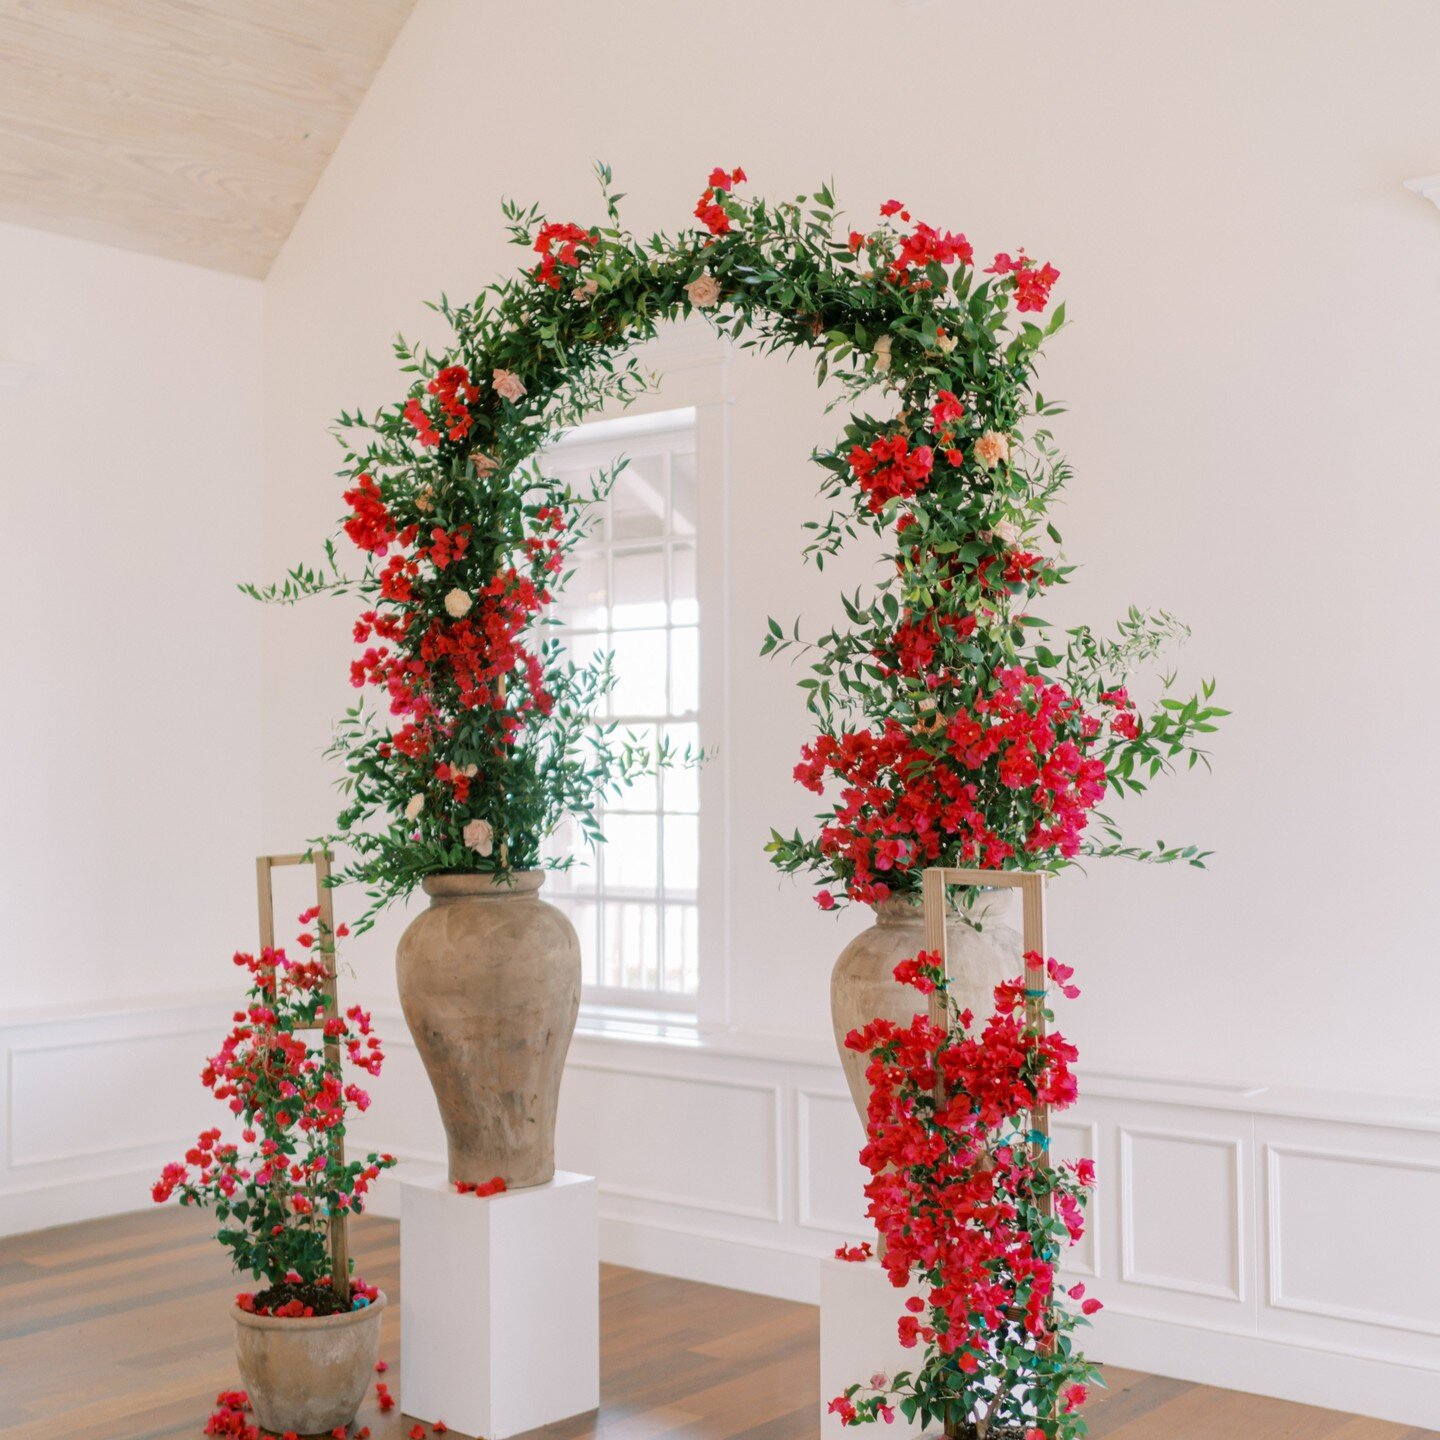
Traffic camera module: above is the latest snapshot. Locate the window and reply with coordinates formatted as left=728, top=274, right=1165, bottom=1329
left=543, top=408, right=700, bottom=1012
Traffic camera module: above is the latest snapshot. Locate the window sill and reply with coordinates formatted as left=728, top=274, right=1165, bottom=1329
left=575, top=1003, right=839, bottom=1069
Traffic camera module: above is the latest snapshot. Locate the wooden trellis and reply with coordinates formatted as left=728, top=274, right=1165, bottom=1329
left=921, top=866, right=1055, bottom=1431
left=921, top=865, right=1050, bottom=1190
left=255, top=850, right=350, bottom=1303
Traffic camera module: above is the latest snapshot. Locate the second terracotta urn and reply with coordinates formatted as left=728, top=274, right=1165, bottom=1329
left=830, top=887, right=1022, bottom=1124
left=396, top=871, right=580, bottom=1189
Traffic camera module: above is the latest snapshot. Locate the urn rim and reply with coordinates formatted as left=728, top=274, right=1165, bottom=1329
left=421, top=870, right=545, bottom=899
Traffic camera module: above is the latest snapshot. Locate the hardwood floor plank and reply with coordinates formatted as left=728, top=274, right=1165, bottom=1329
left=1, top=1210, right=1434, bottom=1440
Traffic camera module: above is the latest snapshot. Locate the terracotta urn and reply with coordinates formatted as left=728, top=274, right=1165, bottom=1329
left=232, top=1293, right=384, bottom=1435
left=830, top=888, right=1022, bottom=1123
left=396, top=871, right=580, bottom=1189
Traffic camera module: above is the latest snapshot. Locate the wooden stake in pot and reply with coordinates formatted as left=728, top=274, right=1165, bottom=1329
left=256, top=850, right=351, bottom=1305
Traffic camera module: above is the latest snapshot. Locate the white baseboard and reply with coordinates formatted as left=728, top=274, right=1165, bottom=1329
left=1091, top=1305, right=1440, bottom=1430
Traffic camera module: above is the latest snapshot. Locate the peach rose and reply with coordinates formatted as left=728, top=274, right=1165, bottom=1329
left=492, top=368, right=526, bottom=403
left=462, top=818, right=495, bottom=856
left=404, top=794, right=425, bottom=821
left=470, top=451, right=498, bottom=477
left=934, top=329, right=957, bottom=354
left=988, top=518, right=1022, bottom=546
left=873, top=334, right=892, bottom=373
left=974, top=430, right=1010, bottom=469
left=414, top=485, right=435, bottom=512
left=573, top=277, right=599, bottom=301
left=686, top=274, right=722, bottom=308
left=444, top=588, right=473, bottom=619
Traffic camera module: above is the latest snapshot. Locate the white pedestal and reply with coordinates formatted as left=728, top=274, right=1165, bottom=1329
left=400, top=1169, right=599, bottom=1438
left=819, top=1255, right=925, bottom=1438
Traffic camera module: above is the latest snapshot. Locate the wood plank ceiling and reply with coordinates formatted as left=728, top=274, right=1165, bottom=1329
left=0, top=0, right=417, bottom=277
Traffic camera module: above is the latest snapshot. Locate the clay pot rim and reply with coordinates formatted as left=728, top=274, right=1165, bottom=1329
left=421, top=870, right=544, bottom=898
left=232, top=1291, right=387, bottom=1333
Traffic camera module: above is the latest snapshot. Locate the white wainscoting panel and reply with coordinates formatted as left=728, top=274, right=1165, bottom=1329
left=1119, top=1126, right=1244, bottom=1302
left=3, top=996, right=1438, bottom=1426
left=0, top=995, right=232, bottom=1236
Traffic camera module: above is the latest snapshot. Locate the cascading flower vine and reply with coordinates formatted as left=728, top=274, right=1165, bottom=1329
left=831, top=952, right=1101, bottom=1438
left=152, top=917, right=397, bottom=1315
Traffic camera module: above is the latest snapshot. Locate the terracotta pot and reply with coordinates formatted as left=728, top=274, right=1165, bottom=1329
left=396, top=871, right=580, bottom=1189
left=830, top=889, right=1022, bottom=1124
left=232, top=1293, right=384, bottom=1436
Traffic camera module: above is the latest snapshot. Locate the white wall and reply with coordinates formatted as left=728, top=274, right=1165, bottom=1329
left=248, top=0, right=1440, bottom=1421
left=0, top=224, right=264, bottom=1224
left=260, top=0, right=1440, bottom=1093
left=0, top=222, right=265, bottom=1012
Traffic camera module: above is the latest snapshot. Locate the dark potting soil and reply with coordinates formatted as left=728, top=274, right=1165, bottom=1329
left=249, top=1280, right=354, bottom=1317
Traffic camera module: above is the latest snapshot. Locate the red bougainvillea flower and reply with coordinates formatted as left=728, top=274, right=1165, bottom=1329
left=835, top=1242, right=873, bottom=1262
left=986, top=250, right=1061, bottom=312
left=847, top=433, right=934, bottom=514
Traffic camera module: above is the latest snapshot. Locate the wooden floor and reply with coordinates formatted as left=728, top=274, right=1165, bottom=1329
left=0, top=1209, right=1432, bottom=1440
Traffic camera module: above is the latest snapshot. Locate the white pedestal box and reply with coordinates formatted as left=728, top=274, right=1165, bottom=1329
left=819, top=1255, right=925, bottom=1438
left=400, top=1169, right=599, bottom=1438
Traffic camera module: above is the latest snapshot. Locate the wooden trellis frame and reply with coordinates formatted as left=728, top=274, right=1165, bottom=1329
left=255, top=850, right=350, bottom=1303
left=921, top=866, right=1050, bottom=1183
left=922, top=866, right=1056, bottom=1430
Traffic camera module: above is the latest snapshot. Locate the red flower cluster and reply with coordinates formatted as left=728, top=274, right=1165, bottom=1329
left=830, top=959, right=1097, bottom=1429
left=888, top=219, right=974, bottom=288
left=835, top=1242, right=874, bottom=1262
left=848, top=432, right=935, bottom=514
left=793, top=667, right=1108, bottom=904
left=987, top=252, right=1061, bottom=313
left=531, top=220, right=599, bottom=288
left=403, top=364, right=481, bottom=446
left=694, top=165, right=746, bottom=235
left=343, top=476, right=398, bottom=556
left=455, top=1175, right=507, bottom=1196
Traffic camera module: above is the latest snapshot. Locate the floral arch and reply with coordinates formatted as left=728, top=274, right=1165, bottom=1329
left=252, top=163, right=1223, bottom=1439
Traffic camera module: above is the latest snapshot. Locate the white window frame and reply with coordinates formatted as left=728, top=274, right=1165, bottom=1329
left=544, top=323, right=734, bottom=1033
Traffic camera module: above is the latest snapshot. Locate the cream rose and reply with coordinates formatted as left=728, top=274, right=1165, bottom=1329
left=444, top=588, right=473, bottom=619
left=685, top=273, right=722, bottom=308
left=462, top=818, right=495, bottom=856
left=873, top=334, right=892, bottom=373
left=974, top=430, right=1010, bottom=469
left=934, top=329, right=957, bottom=355
left=404, top=794, right=425, bottom=821
left=988, top=518, right=1022, bottom=546
left=492, top=368, right=526, bottom=403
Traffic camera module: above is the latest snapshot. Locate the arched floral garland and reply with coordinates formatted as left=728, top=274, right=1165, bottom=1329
left=252, top=163, right=1220, bottom=917
left=252, top=164, right=1224, bottom=1440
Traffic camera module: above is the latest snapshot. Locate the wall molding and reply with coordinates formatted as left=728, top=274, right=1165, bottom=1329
left=4, top=994, right=1437, bottom=1427
left=1265, top=1140, right=1440, bottom=1338
left=1119, top=1125, right=1245, bottom=1302
left=1404, top=174, right=1440, bottom=211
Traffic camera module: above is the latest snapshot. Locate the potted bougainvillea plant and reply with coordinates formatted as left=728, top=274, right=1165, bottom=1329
left=152, top=920, right=396, bottom=1437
